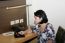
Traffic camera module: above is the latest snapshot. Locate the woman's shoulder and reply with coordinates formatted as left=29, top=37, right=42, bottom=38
left=47, top=23, right=54, bottom=29
left=46, top=23, right=55, bottom=33
left=47, top=23, right=53, bottom=27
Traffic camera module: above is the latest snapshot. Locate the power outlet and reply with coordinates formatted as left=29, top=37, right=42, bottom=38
left=10, top=21, right=15, bottom=25
left=20, top=19, right=24, bottom=23
left=15, top=19, right=19, bottom=24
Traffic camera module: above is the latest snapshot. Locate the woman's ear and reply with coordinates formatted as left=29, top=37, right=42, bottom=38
left=40, top=17, right=42, bottom=21
left=39, top=17, right=43, bottom=24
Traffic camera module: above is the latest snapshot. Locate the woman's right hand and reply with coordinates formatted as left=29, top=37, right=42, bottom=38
left=24, top=26, right=32, bottom=34
left=18, top=31, right=24, bottom=35
left=18, top=26, right=32, bottom=35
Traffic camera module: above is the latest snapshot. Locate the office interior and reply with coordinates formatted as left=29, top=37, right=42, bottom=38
left=0, top=0, right=65, bottom=43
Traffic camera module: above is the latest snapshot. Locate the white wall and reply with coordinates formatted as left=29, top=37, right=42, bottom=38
left=26, top=0, right=65, bottom=33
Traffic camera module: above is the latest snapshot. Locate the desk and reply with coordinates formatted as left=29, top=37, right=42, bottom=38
left=0, top=33, right=37, bottom=43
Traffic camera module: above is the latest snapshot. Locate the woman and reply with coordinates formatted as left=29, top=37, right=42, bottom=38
left=19, top=10, right=55, bottom=43
left=32, top=10, right=55, bottom=43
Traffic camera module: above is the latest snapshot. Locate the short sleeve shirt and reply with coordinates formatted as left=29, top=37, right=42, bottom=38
left=32, top=23, right=55, bottom=43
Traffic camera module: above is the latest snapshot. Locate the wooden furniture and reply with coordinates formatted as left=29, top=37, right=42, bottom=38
left=0, top=33, right=37, bottom=43
left=0, top=0, right=27, bottom=33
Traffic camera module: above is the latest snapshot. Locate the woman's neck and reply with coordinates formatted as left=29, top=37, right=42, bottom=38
left=39, top=23, right=48, bottom=32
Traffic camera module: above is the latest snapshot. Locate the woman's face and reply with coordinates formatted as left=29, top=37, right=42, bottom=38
left=34, top=16, right=42, bottom=24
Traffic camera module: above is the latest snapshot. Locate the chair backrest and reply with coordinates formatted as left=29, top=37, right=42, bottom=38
left=55, top=26, right=65, bottom=43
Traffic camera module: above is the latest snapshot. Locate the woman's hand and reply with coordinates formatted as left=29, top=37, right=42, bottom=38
left=47, top=40, right=53, bottom=43
left=18, top=26, right=33, bottom=35
left=25, top=26, right=32, bottom=34
left=18, top=31, right=24, bottom=35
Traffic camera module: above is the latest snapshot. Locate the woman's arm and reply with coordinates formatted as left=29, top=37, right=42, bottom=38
left=47, top=23, right=55, bottom=43
left=47, top=40, right=53, bottom=43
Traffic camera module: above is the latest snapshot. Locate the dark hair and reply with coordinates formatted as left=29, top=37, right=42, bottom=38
left=34, top=10, right=48, bottom=24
